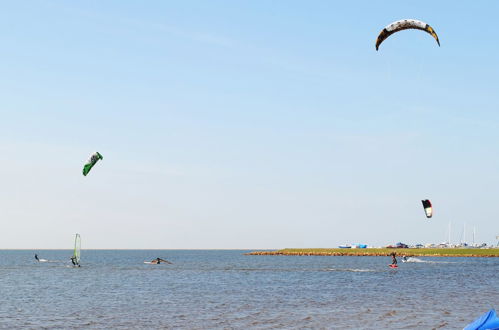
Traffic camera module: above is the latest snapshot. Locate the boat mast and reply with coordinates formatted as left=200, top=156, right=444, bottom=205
left=473, top=226, right=475, bottom=246
left=448, top=221, right=451, bottom=246
left=463, top=223, right=466, bottom=245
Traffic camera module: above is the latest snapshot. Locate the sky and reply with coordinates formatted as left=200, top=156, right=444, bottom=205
left=1, top=1, right=499, bottom=249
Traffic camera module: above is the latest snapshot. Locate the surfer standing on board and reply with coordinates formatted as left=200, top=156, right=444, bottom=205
left=391, top=252, right=397, bottom=266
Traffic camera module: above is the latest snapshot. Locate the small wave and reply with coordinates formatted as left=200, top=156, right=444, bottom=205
left=378, top=310, right=397, bottom=320
left=402, top=257, right=456, bottom=264
left=36, top=259, right=64, bottom=263
left=324, top=268, right=376, bottom=272
left=402, top=257, right=425, bottom=263
left=224, top=268, right=330, bottom=272
left=65, top=265, right=82, bottom=268
left=220, top=267, right=378, bottom=273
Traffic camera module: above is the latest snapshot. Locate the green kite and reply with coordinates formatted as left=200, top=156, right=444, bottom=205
left=83, top=152, right=103, bottom=176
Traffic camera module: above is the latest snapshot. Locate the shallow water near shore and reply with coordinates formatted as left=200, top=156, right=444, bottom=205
left=0, top=250, right=497, bottom=329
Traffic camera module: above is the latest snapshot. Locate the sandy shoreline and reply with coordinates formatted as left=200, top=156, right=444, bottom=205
left=246, top=248, right=499, bottom=257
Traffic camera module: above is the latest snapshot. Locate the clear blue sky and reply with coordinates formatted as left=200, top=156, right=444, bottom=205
left=1, top=1, right=498, bottom=248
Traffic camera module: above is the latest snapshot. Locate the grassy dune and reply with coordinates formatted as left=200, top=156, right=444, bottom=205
left=247, top=248, right=499, bottom=257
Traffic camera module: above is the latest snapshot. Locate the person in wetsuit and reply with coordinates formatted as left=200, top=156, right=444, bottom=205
left=70, top=256, right=78, bottom=266
left=150, top=258, right=171, bottom=264
left=391, top=252, right=397, bottom=265
left=35, top=254, right=39, bottom=261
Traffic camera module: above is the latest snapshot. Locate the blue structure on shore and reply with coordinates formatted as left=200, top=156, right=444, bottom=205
left=352, top=244, right=367, bottom=249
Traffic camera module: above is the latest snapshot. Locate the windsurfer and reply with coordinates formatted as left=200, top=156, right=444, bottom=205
left=35, top=254, right=39, bottom=261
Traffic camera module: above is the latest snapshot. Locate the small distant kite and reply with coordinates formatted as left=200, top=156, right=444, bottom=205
left=421, top=199, right=433, bottom=218
left=82, top=152, right=103, bottom=176
left=375, top=19, right=440, bottom=50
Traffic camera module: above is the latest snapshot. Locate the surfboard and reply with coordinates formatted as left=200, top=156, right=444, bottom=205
left=389, top=264, right=398, bottom=268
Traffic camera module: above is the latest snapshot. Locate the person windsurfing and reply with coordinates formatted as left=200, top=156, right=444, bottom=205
left=70, top=256, right=80, bottom=267
left=35, top=254, right=39, bottom=262
left=391, top=252, right=397, bottom=266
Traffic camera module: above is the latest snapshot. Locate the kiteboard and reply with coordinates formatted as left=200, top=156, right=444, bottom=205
left=389, top=264, right=398, bottom=268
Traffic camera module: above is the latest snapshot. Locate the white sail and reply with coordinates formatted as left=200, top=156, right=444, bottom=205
left=73, top=234, right=81, bottom=265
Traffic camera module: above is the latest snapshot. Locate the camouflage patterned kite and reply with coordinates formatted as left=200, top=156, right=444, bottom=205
left=376, top=19, right=440, bottom=50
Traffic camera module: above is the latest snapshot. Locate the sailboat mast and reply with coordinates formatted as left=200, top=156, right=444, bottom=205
left=463, top=223, right=466, bottom=245
left=448, top=221, right=451, bottom=245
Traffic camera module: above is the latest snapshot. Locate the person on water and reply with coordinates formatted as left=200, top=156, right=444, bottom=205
left=70, top=256, right=78, bottom=266
left=149, top=258, right=172, bottom=264
left=402, top=255, right=407, bottom=262
left=391, top=252, right=397, bottom=265
left=35, top=254, right=39, bottom=261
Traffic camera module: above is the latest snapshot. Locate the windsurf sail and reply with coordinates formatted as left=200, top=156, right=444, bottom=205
left=73, top=234, right=81, bottom=266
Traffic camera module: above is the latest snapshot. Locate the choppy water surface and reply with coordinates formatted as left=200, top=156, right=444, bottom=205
left=0, top=250, right=497, bottom=329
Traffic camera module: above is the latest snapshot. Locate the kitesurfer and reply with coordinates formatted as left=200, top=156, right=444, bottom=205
left=35, top=254, right=39, bottom=261
left=149, top=258, right=171, bottom=264
left=391, top=252, right=398, bottom=265
left=402, top=255, right=407, bottom=262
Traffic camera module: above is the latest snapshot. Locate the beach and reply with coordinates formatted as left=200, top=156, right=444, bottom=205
left=247, top=248, right=499, bottom=257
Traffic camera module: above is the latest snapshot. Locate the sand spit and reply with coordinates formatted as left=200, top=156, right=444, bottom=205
left=246, top=248, right=499, bottom=258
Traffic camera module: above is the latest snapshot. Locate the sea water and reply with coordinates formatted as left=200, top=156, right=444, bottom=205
left=0, top=250, right=497, bottom=329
